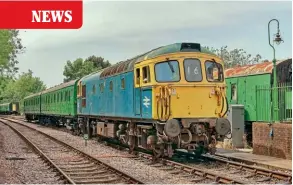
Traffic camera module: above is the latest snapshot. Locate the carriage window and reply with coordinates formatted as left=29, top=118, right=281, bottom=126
left=184, top=59, right=202, bottom=82
left=155, top=61, right=180, bottom=82
left=68, top=91, right=70, bottom=101
left=205, top=60, right=224, bottom=82
left=121, top=78, right=125, bottom=89
left=142, top=66, right=151, bottom=83
left=92, top=85, right=96, bottom=94
left=231, top=84, right=237, bottom=100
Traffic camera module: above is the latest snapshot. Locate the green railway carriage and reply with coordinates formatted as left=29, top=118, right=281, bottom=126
left=40, top=79, right=78, bottom=118
left=24, top=79, right=78, bottom=124
left=225, top=59, right=292, bottom=145
left=0, top=102, right=19, bottom=114
left=24, top=92, right=42, bottom=120
left=225, top=58, right=292, bottom=123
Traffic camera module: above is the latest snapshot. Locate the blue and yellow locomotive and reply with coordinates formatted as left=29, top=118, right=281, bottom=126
left=75, top=43, right=231, bottom=157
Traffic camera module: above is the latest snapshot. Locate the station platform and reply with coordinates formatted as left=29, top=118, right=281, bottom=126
left=216, top=148, right=292, bottom=171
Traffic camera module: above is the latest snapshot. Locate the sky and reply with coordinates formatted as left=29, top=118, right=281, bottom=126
left=17, top=1, right=292, bottom=88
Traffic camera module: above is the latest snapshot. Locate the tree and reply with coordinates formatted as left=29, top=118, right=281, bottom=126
left=63, top=56, right=111, bottom=82
left=1, top=70, right=46, bottom=103
left=204, top=46, right=262, bottom=68
left=0, top=30, right=25, bottom=77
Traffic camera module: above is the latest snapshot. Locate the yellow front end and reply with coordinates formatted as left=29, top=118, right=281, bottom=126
left=136, top=52, right=227, bottom=121
left=135, top=52, right=230, bottom=155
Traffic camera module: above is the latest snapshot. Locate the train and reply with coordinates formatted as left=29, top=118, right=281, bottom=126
left=0, top=102, right=20, bottom=115
left=23, top=42, right=232, bottom=158
left=225, top=58, right=292, bottom=145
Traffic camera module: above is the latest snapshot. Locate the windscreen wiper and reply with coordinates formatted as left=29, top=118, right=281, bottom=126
left=167, top=61, right=175, bottom=73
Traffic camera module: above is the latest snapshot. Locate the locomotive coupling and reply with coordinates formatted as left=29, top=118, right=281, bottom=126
left=215, top=118, right=231, bottom=136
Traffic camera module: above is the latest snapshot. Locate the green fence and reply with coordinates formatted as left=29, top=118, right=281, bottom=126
left=256, top=83, right=292, bottom=122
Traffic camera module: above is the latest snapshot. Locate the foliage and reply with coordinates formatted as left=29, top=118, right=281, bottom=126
left=63, top=55, right=111, bottom=82
left=0, top=70, right=46, bottom=104
left=204, top=46, right=262, bottom=68
left=0, top=30, right=25, bottom=77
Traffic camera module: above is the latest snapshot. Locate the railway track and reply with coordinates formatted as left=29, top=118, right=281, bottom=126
left=0, top=118, right=143, bottom=184
left=2, top=116, right=292, bottom=184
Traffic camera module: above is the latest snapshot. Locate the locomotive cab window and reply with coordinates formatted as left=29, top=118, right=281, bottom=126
left=205, top=60, right=224, bottom=82
left=183, top=58, right=202, bottom=82
left=231, top=84, right=237, bottom=101
left=135, top=68, right=140, bottom=85
left=142, top=66, right=151, bottom=83
left=155, top=60, right=180, bottom=82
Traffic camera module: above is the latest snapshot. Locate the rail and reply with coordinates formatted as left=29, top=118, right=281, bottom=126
left=0, top=118, right=144, bottom=184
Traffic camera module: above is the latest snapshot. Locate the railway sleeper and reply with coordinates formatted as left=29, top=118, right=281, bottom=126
left=73, top=177, right=121, bottom=184
left=66, top=170, right=108, bottom=176
left=62, top=167, right=99, bottom=172
left=169, top=169, right=182, bottom=174
left=58, top=160, right=91, bottom=165
left=71, top=174, right=116, bottom=180
left=59, top=163, right=96, bottom=169
left=256, top=177, right=271, bottom=182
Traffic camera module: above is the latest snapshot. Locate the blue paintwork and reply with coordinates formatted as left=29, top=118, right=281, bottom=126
left=78, top=71, right=152, bottom=120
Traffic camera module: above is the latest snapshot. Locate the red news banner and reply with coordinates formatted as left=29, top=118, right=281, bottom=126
left=0, top=0, right=83, bottom=29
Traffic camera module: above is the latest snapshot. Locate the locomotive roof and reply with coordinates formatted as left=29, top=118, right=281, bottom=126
left=225, top=58, right=292, bottom=78
left=80, top=43, right=217, bottom=81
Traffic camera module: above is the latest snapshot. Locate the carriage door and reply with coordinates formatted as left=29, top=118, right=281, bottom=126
left=134, top=68, right=141, bottom=116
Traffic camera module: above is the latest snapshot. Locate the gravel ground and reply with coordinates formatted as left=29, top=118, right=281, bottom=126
left=6, top=120, right=219, bottom=184
left=5, top=119, right=292, bottom=184
left=0, top=123, right=63, bottom=184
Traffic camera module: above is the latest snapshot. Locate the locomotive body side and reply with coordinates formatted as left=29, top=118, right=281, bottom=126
left=76, top=43, right=231, bottom=157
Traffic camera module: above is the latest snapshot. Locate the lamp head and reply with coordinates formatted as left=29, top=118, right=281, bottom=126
left=274, top=32, right=284, bottom=45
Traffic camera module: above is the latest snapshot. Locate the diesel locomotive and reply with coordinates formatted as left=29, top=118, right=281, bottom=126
left=24, top=43, right=231, bottom=158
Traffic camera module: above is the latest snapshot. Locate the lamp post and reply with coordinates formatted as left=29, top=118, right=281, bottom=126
left=268, top=19, right=284, bottom=123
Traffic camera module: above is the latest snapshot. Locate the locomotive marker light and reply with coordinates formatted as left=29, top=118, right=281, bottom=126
left=268, top=19, right=284, bottom=123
